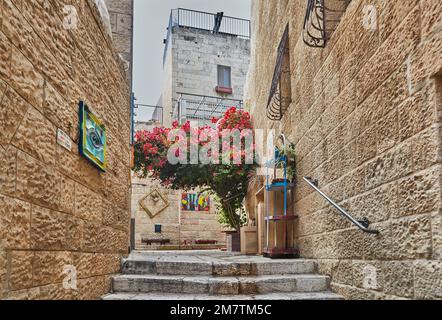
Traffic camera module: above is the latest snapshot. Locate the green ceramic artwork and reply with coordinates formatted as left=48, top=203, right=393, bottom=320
left=79, top=101, right=107, bottom=172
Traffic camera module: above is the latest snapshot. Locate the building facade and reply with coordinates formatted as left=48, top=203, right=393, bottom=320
left=245, top=0, right=442, bottom=299
left=0, top=0, right=133, bottom=300
left=160, top=8, right=251, bottom=127
left=104, top=0, right=134, bottom=85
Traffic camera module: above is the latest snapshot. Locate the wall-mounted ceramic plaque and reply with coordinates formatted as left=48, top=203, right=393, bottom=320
left=139, top=189, right=170, bottom=219
left=79, top=101, right=107, bottom=172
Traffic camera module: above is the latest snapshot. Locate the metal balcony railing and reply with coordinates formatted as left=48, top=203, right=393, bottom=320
left=134, top=104, right=164, bottom=125
left=174, top=92, right=244, bottom=127
left=303, top=0, right=352, bottom=48
left=163, top=8, right=251, bottom=65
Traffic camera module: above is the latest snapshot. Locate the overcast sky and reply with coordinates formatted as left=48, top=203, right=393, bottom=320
left=133, top=0, right=251, bottom=108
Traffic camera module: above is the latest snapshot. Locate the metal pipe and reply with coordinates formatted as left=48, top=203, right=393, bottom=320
left=303, top=177, right=380, bottom=234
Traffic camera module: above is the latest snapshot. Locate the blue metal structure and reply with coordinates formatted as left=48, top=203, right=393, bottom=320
left=264, top=137, right=297, bottom=259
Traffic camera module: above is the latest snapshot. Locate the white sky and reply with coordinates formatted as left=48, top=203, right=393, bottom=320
left=133, top=0, right=251, bottom=108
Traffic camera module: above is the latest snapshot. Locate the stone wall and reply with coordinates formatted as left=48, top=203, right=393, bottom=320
left=0, top=0, right=131, bottom=300
left=104, top=0, right=133, bottom=85
left=162, top=27, right=251, bottom=126
left=246, top=0, right=442, bottom=299
left=132, top=178, right=226, bottom=250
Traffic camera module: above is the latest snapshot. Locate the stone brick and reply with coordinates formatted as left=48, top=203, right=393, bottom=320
left=0, top=248, right=6, bottom=299
left=66, top=215, right=84, bottom=251
left=382, top=261, right=414, bottom=298
left=0, top=195, right=31, bottom=250
left=332, top=260, right=354, bottom=286
left=16, top=151, right=61, bottom=209
left=0, top=86, right=30, bottom=147
left=31, top=206, right=66, bottom=251
left=59, top=176, right=75, bottom=215
left=399, top=85, right=437, bottom=141
left=391, top=214, right=433, bottom=260
left=74, top=183, right=103, bottom=223
left=362, top=182, right=397, bottom=223
left=409, top=30, right=442, bottom=92
left=43, top=82, right=76, bottom=139
left=379, top=0, right=419, bottom=42
left=414, top=261, right=442, bottom=299
left=353, top=261, right=383, bottom=291
left=10, top=47, right=44, bottom=110
left=0, top=146, right=17, bottom=196
left=33, top=251, right=72, bottom=287
left=377, top=108, right=398, bottom=154
left=356, top=6, right=420, bottom=104
left=420, top=0, right=442, bottom=40
left=432, top=211, right=442, bottom=260
left=397, top=166, right=440, bottom=218
left=9, top=251, right=33, bottom=291
left=365, top=140, right=413, bottom=190
left=74, top=276, right=106, bottom=300
left=38, top=283, right=72, bottom=300
left=0, top=31, right=11, bottom=80
left=12, top=106, right=56, bottom=165
left=363, top=221, right=392, bottom=260
left=412, top=126, right=440, bottom=171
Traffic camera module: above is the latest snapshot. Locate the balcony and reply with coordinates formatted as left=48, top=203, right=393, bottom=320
left=174, top=92, right=244, bottom=127
left=163, top=8, right=251, bottom=65
left=133, top=103, right=164, bottom=125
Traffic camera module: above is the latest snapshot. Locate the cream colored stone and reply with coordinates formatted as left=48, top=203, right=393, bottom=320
left=9, top=251, right=33, bottom=291
left=0, top=195, right=31, bottom=250
left=31, top=206, right=67, bottom=251
left=0, top=87, right=30, bottom=147
left=33, top=251, right=72, bottom=287
left=12, top=106, right=56, bottom=165
left=16, top=151, right=61, bottom=209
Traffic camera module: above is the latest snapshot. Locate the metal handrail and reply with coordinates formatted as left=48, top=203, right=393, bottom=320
left=303, top=177, right=379, bottom=234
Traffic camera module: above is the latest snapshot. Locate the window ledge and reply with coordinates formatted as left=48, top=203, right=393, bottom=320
left=216, top=86, right=233, bottom=94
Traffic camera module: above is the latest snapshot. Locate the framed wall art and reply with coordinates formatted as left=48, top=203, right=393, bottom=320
left=79, top=101, right=107, bottom=172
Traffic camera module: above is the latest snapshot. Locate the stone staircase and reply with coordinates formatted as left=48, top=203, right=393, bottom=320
left=102, top=251, right=343, bottom=300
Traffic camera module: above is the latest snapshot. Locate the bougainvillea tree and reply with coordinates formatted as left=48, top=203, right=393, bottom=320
left=133, top=108, right=256, bottom=231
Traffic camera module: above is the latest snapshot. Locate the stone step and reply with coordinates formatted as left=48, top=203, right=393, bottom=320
left=102, top=291, right=344, bottom=301
left=112, top=274, right=330, bottom=295
left=122, top=259, right=318, bottom=276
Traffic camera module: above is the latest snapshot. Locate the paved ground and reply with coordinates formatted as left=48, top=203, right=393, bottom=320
left=130, top=250, right=298, bottom=263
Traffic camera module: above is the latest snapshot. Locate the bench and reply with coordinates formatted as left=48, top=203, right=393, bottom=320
left=141, top=238, right=171, bottom=246
left=194, top=240, right=218, bottom=245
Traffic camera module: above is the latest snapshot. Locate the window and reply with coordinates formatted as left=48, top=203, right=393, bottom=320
left=303, top=0, right=352, bottom=48
left=267, top=24, right=292, bottom=120
left=217, top=65, right=231, bottom=89
left=155, top=224, right=162, bottom=234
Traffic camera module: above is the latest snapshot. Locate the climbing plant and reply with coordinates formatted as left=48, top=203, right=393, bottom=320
left=133, top=108, right=257, bottom=232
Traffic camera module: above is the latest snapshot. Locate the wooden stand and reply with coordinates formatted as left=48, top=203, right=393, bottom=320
left=264, top=151, right=298, bottom=259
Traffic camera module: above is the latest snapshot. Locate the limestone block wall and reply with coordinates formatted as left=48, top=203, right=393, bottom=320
left=247, top=0, right=442, bottom=299
left=104, top=0, right=133, bottom=85
left=162, top=27, right=251, bottom=125
left=0, top=0, right=131, bottom=300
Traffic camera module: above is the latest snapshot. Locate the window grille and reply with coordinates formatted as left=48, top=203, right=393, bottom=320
left=303, top=0, right=352, bottom=48
left=267, top=25, right=292, bottom=121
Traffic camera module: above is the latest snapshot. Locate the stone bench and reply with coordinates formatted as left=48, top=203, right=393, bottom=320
left=141, top=238, right=171, bottom=246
